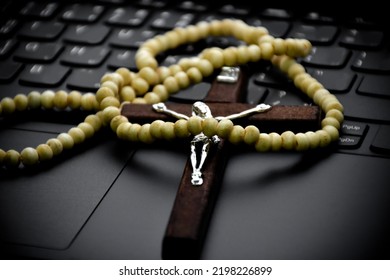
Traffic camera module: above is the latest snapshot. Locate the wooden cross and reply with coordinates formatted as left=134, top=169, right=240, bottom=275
left=121, top=67, right=320, bottom=259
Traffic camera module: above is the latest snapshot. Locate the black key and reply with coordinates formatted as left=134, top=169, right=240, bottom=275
left=0, top=39, right=17, bottom=59
left=0, top=19, right=18, bottom=37
left=304, top=12, right=335, bottom=23
left=0, top=60, right=22, bottom=82
left=302, top=46, right=351, bottom=68
left=63, top=25, right=110, bottom=45
left=19, top=63, right=70, bottom=87
left=254, top=67, right=290, bottom=88
left=352, top=51, right=390, bottom=73
left=62, top=4, right=105, bottom=23
left=106, top=7, right=149, bottom=27
left=370, top=125, right=390, bottom=154
left=341, top=121, right=368, bottom=136
left=340, top=29, right=384, bottom=49
left=247, top=82, right=268, bottom=104
left=289, top=24, right=338, bottom=45
left=67, top=68, right=107, bottom=92
left=247, top=19, right=290, bottom=37
left=136, top=0, right=166, bottom=8
left=151, top=11, right=195, bottom=30
left=219, top=4, right=250, bottom=16
left=109, top=28, right=156, bottom=48
left=20, top=2, right=59, bottom=19
left=107, top=49, right=137, bottom=70
left=14, top=42, right=63, bottom=63
left=169, top=82, right=210, bottom=102
left=338, top=135, right=362, bottom=149
left=357, top=75, right=390, bottom=98
left=309, top=69, right=356, bottom=92
left=19, top=21, right=65, bottom=41
left=61, top=45, right=110, bottom=67
left=264, top=88, right=311, bottom=106
left=261, top=8, right=292, bottom=19
left=177, top=1, right=208, bottom=12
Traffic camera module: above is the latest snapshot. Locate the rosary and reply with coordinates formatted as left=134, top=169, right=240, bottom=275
left=0, top=19, right=343, bottom=178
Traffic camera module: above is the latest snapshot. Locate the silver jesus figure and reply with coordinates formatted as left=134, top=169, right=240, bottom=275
left=153, top=101, right=271, bottom=186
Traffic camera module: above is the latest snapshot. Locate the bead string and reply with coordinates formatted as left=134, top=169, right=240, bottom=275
left=0, top=19, right=344, bottom=169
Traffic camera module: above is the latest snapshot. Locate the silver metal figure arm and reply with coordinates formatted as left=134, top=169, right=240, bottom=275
left=215, top=103, right=272, bottom=121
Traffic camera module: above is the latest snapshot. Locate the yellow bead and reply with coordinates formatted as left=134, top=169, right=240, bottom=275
left=186, top=67, right=203, bottom=84
left=150, top=120, right=165, bottom=139
left=259, top=42, right=274, bottom=60
left=168, top=64, right=182, bottom=76
left=46, top=138, right=63, bottom=156
left=163, top=76, right=180, bottom=94
left=100, top=72, right=124, bottom=88
left=14, top=94, right=28, bottom=111
left=229, top=125, right=245, bottom=144
left=152, top=84, right=169, bottom=102
left=217, top=119, right=234, bottom=138
left=305, top=131, right=320, bottom=149
left=81, top=93, right=99, bottom=111
left=202, top=118, right=218, bottom=138
left=322, top=125, right=339, bottom=142
left=306, top=81, right=324, bottom=98
left=115, top=67, right=134, bottom=86
left=40, top=90, right=55, bottom=109
left=102, top=106, right=120, bottom=126
left=222, top=47, right=238, bottom=66
left=315, top=130, right=332, bottom=147
left=1, top=97, right=16, bottom=114
left=196, top=59, right=214, bottom=77
left=131, top=77, right=149, bottom=96
left=236, top=45, right=250, bottom=65
left=165, top=30, right=181, bottom=49
left=116, top=122, right=132, bottom=140
left=287, top=63, right=306, bottom=80
left=326, top=109, right=344, bottom=123
left=278, top=56, right=295, bottom=73
left=58, top=133, right=74, bottom=149
left=96, top=86, right=115, bottom=103
left=68, top=91, right=82, bottom=109
left=100, top=96, right=120, bottom=109
left=120, top=86, right=136, bottom=102
left=161, top=122, right=176, bottom=141
left=139, top=66, right=159, bottom=85
left=0, top=149, right=6, bottom=165
left=27, top=91, right=41, bottom=109
left=175, top=71, right=190, bottom=89
left=101, top=81, right=119, bottom=96
left=144, top=92, right=160, bottom=104
left=322, top=98, right=344, bottom=113
left=78, top=122, right=95, bottom=138
left=4, top=149, right=21, bottom=168
left=247, top=45, right=261, bottom=62
left=281, top=131, right=296, bottom=150
left=53, top=90, right=68, bottom=109
left=68, top=127, right=85, bottom=145
left=272, top=38, right=287, bottom=55
left=187, top=116, right=203, bottom=135
left=321, top=117, right=341, bottom=130
left=295, top=133, right=310, bottom=151
left=132, top=97, right=147, bottom=104
left=128, top=123, right=141, bottom=141
left=244, top=125, right=260, bottom=145
left=269, top=132, right=282, bottom=151
left=202, top=48, right=224, bottom=69
left=313, top=88, right=330, bottom=105
left=156, top=66, right=171, bottom=82
left=85, top=114, right=102, bottom=131
left=21, top=147, right=39, bottom=166
left=36, top=144, right=53, bottom=161
left=174, top=119, right=190, bottom=138
left=136, top=56, right=158, bottom=70
left=110, top=115, right=128, bottom=133
left=138, top=124, right=154, bottom=144
left=255, top=133, right=272, bottom=152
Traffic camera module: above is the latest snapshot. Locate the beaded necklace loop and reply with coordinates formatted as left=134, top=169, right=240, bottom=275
left=0, top=19, right=344, bottom=169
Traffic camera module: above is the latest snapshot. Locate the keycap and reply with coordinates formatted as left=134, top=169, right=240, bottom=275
left=261, top=8, right=292, bottom=19
left=357, top=74, right=390, bottom=98
left=370, top=125, right=390, bottom=154
left=61, top=46, right=110, bottom=67
left=247, top=19, right=290, bottom=37
left=0, top=19, right=18, bottom=37
left=177, top=1, right=208, bottom=12
left=254, top=66, right=290, bottom=88
left=0, top=60, right=22, bottom=82
left=106, top=7, right=149, bottom=27
left=340, top=29, right=384, bottom=49
left=340, top=121, right=368, bottom=136
left=304, top=12, right=335, bottom=23
left=62, top=4, right=105, bottom=23
left=67, top=68, right=107, bottom=92
left=338, top=135, right=362, bottom=149
left=107, top=49, right=137, bottom=70
left=14, top=42, right=63, bottom=63
left=352, top=51, right=390, bottom=73
left=264, top=88, right=312, bottom=106
left=219, top=4, right=250, bottom=16
left=308, top=69, right=356, bottom=92
left=302, top=46, right=351, bottom=68
left=289, top=24, right=338, bottom=45
left=169, top=82, right=210, bottom=102
left=19, top=64, right=70, bottom=87
left=0, top=39, right=17, bottom=59
left=63, top=25, right=110, bottom=45
left=246, top=82, right=268, bottom=104
left=18, top=21, right=65, bottom=41
left=136, top=0, right=167, bottom=8
left=151, top=11, right=195, bottom=30
left=20, top=2, right=59, bottom=19
left=108, top=28, right=156, bottom=48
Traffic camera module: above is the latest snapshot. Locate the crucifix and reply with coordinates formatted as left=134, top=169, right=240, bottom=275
left=121, top=66, right=321, bottom=259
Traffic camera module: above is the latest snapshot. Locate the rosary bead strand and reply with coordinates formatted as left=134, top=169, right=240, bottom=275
left=0, top=19, right=344, bottom=168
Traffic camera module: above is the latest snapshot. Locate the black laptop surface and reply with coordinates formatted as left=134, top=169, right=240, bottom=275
left=0, top=0, right=389, bottom=260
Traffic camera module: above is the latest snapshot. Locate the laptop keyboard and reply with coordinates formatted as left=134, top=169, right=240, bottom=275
left=1, top=0, right=389, bottom=158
